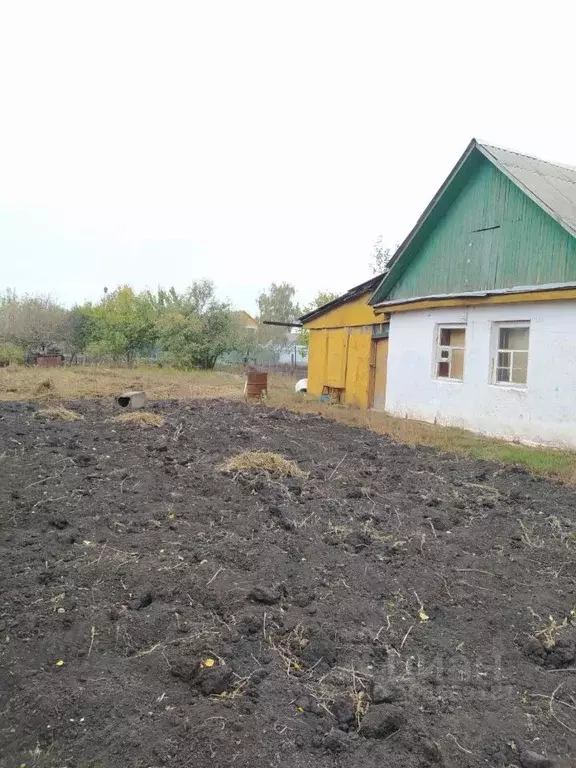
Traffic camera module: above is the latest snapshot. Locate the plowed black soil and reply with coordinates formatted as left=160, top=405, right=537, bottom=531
left=1, top=398, right=575, bottom=768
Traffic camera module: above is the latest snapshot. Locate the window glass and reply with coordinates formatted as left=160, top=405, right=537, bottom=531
left=436, top=326, right=466, bottom=380
left=495, top=326, right=529, bottom=385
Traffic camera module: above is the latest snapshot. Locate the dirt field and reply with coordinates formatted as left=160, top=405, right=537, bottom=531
left=2, top=365, right=575, bottom=484
left=1, top=397, right=576, bottom=767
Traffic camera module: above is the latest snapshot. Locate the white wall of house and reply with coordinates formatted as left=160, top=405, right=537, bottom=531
left=384, top=300, right=576, bottom=447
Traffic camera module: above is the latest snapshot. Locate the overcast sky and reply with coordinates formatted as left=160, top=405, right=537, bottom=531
left=1, top=1, right=575, bottom=314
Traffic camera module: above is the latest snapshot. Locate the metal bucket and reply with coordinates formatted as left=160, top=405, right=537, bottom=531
left=246, top=371, right=268, bottom=400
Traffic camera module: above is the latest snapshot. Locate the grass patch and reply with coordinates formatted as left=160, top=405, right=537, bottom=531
left=112, top=412, right=165, bottom=427
left=220, top=451, right=305, bottom=477
left=34, top=406, right=83, bottom=422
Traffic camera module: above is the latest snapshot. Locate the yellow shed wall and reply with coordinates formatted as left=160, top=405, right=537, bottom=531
left=307, top=325, right=373, bottom=407
left=325, top=329, right=348, bottom=387
left=344, top=327, right=373, bottom=407
left=307, top=329, right=328, bottom=397
left=304, top=290, right=382, bottom=408
left=303, top=292, right=378, bottom=330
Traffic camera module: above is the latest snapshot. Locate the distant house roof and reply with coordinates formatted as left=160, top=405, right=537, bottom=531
left=299, top=274, right=385, bottom=324
left=370, top=139, right=576, bottom=305
left=233, top=310, right=258, bottom=328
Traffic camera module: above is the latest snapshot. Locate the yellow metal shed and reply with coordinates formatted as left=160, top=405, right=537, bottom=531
left=300, top=275, right=389, bottom=409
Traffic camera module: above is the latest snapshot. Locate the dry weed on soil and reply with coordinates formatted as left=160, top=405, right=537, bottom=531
left=220, top=450, right=305, bottom=477
left=33, top=405, right=83, bottom=422
left=112, top=411, right=165, bottom=427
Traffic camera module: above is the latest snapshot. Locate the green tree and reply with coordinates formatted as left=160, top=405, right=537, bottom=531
left=0, top=342, right=25, bottom=365
left=147, top=280, right=215, bottom=315
left=298, top=290, right=339, bottom=348
left=256, top=282, right=301, bottom=357
left=157, top=281, right=238, bottom=369
left=256, top=282, right=300, bottom=324
left=231, top=326, right=260, bottom=366
left=89, top=286, right=157, bottom=363
left=67, top=305, right=94, bottom=359
left=370, top=235, right=393, bottom=275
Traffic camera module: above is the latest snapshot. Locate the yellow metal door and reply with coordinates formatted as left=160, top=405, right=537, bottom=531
left=307, top=329, right=328, bottom=396
left=326, top=329, right=348, bottom=388
left=370, top=338, right=388, bottom=411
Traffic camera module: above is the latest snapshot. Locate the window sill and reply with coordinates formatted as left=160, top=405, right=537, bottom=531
left=434, top=377, right=463, bottom=384
left=489, top=383, right=528, bottom=392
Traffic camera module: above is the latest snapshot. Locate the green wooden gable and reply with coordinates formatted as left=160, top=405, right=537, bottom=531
left=371, top=140, right=576, bottom=305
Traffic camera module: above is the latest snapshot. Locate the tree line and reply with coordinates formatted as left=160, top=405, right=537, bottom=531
left=0, top=237, right=392, bottom=368
left=0, top=281, right=334, bottom=368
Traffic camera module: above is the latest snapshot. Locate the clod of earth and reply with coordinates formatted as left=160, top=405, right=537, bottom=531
left=196, top=666, right=234, bottom=696
left=519, top=750, right=556, bottom=768
left=300, top=627, right=337, bottom=666
left=49, top=513, right=68, bottom=530
left=332, top=695, right=356, bottom=726
left=322, top=728, right=349, bottom=753
left=523, top=635, right=576, bottom=669
left=371, top=681, right=403, bottom=704
left=248, top=585, right=283, bottom=604
left=129, top=591, right=154, bottom=611
left=359, top=704, right=405, bottom=739
left=421, top=738, right=444, bottom=763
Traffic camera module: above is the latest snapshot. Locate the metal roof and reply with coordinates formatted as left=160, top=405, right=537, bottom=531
left=370, top=139, right=576, bottom=305
left=478, top=142, right=576, bottom=239
left=375, top=281, right=576, bottom=309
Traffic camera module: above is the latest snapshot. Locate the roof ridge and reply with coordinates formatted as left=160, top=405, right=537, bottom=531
left=478, top=140, right=576, bottom=175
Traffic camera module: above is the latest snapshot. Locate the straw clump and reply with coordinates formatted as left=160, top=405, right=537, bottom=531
left=220, top=450, right=305, bottom=477
left=34, top=406, right=83, bottom=422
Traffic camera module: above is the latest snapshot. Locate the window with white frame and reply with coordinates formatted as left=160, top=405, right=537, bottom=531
left=493, top=323, right=530, bottom=385
left=435, top=325, right=466, bottom=380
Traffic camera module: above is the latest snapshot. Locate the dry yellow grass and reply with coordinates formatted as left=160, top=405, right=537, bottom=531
left=112, top=412, right=165, bottom=427
left=0, top=365, right=248, bottom=402
left=34, top=406, right=83, bottom=422
left=35, top=377, right=55, bottom=394
left=220, top=450, right=305, bottom=477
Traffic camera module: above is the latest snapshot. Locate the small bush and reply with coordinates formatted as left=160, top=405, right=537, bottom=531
left=0, top=343, right=25, bottom=366
left=34, top=406, right=83, bottom=422
left=220, top=451, right=305, bottom=477
left=112, top=412, right=165, bottom=427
